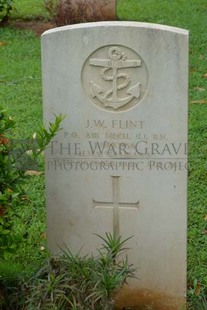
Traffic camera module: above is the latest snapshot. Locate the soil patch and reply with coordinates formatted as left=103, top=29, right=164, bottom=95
left=9, top=20, right=56, bottom=36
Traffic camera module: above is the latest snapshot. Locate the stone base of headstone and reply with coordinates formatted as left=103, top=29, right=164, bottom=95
left=114, top=286, right=186, bottom=310
left=56, top=0, right=116, bottom=26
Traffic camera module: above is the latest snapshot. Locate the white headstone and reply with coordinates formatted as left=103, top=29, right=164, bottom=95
left=42, top=22, right=188, bottom=309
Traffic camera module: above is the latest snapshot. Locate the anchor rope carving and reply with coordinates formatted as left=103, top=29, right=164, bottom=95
left=89, top=46, right=142, bottom=110
left=101, top=67, right=130, bottom=101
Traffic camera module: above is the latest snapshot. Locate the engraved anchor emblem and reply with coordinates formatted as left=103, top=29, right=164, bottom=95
left=89, top=46, right=142, bottom=110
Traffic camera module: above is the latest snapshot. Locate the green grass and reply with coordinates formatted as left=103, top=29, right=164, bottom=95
left=11, top=0, right=50, bottom=20
left=0, top=0, right=207, bottom=308
left=0, top=28, right=42, bottom=137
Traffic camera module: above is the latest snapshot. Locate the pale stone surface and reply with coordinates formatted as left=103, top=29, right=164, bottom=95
left=42, top=22, right=188, bottom=309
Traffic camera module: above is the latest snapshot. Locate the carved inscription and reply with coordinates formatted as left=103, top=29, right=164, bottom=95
left=82, top=45, right=149, bottom=112
left=47, top=116, right=188, bottom=172
left=93, top=176, right=139, bottom=237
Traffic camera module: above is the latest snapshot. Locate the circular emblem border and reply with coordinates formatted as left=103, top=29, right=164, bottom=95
left=81, top=45, right=149, bottom=112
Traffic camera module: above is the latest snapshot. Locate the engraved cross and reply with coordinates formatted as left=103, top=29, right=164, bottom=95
left=93, top=176, right=139, bottom=238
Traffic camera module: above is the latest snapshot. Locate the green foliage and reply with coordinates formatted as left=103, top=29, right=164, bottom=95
left=0, top=107, right=22, bottom=259
left=24, top=233, right=135, bottom=310
left=0, top=0, right=14, bottom=24
left=96, top=232, right=132, bottom=261
left=34, top=114, right=64, bottom=154
left=0, top=105, right=64, bottom=260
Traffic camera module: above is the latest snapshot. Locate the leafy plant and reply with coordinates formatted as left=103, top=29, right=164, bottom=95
left=0, top=0, right=14, bottom=24
left=0, top=105, right=64, bottom=259
left=24, top=233, right=135, bottom=309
